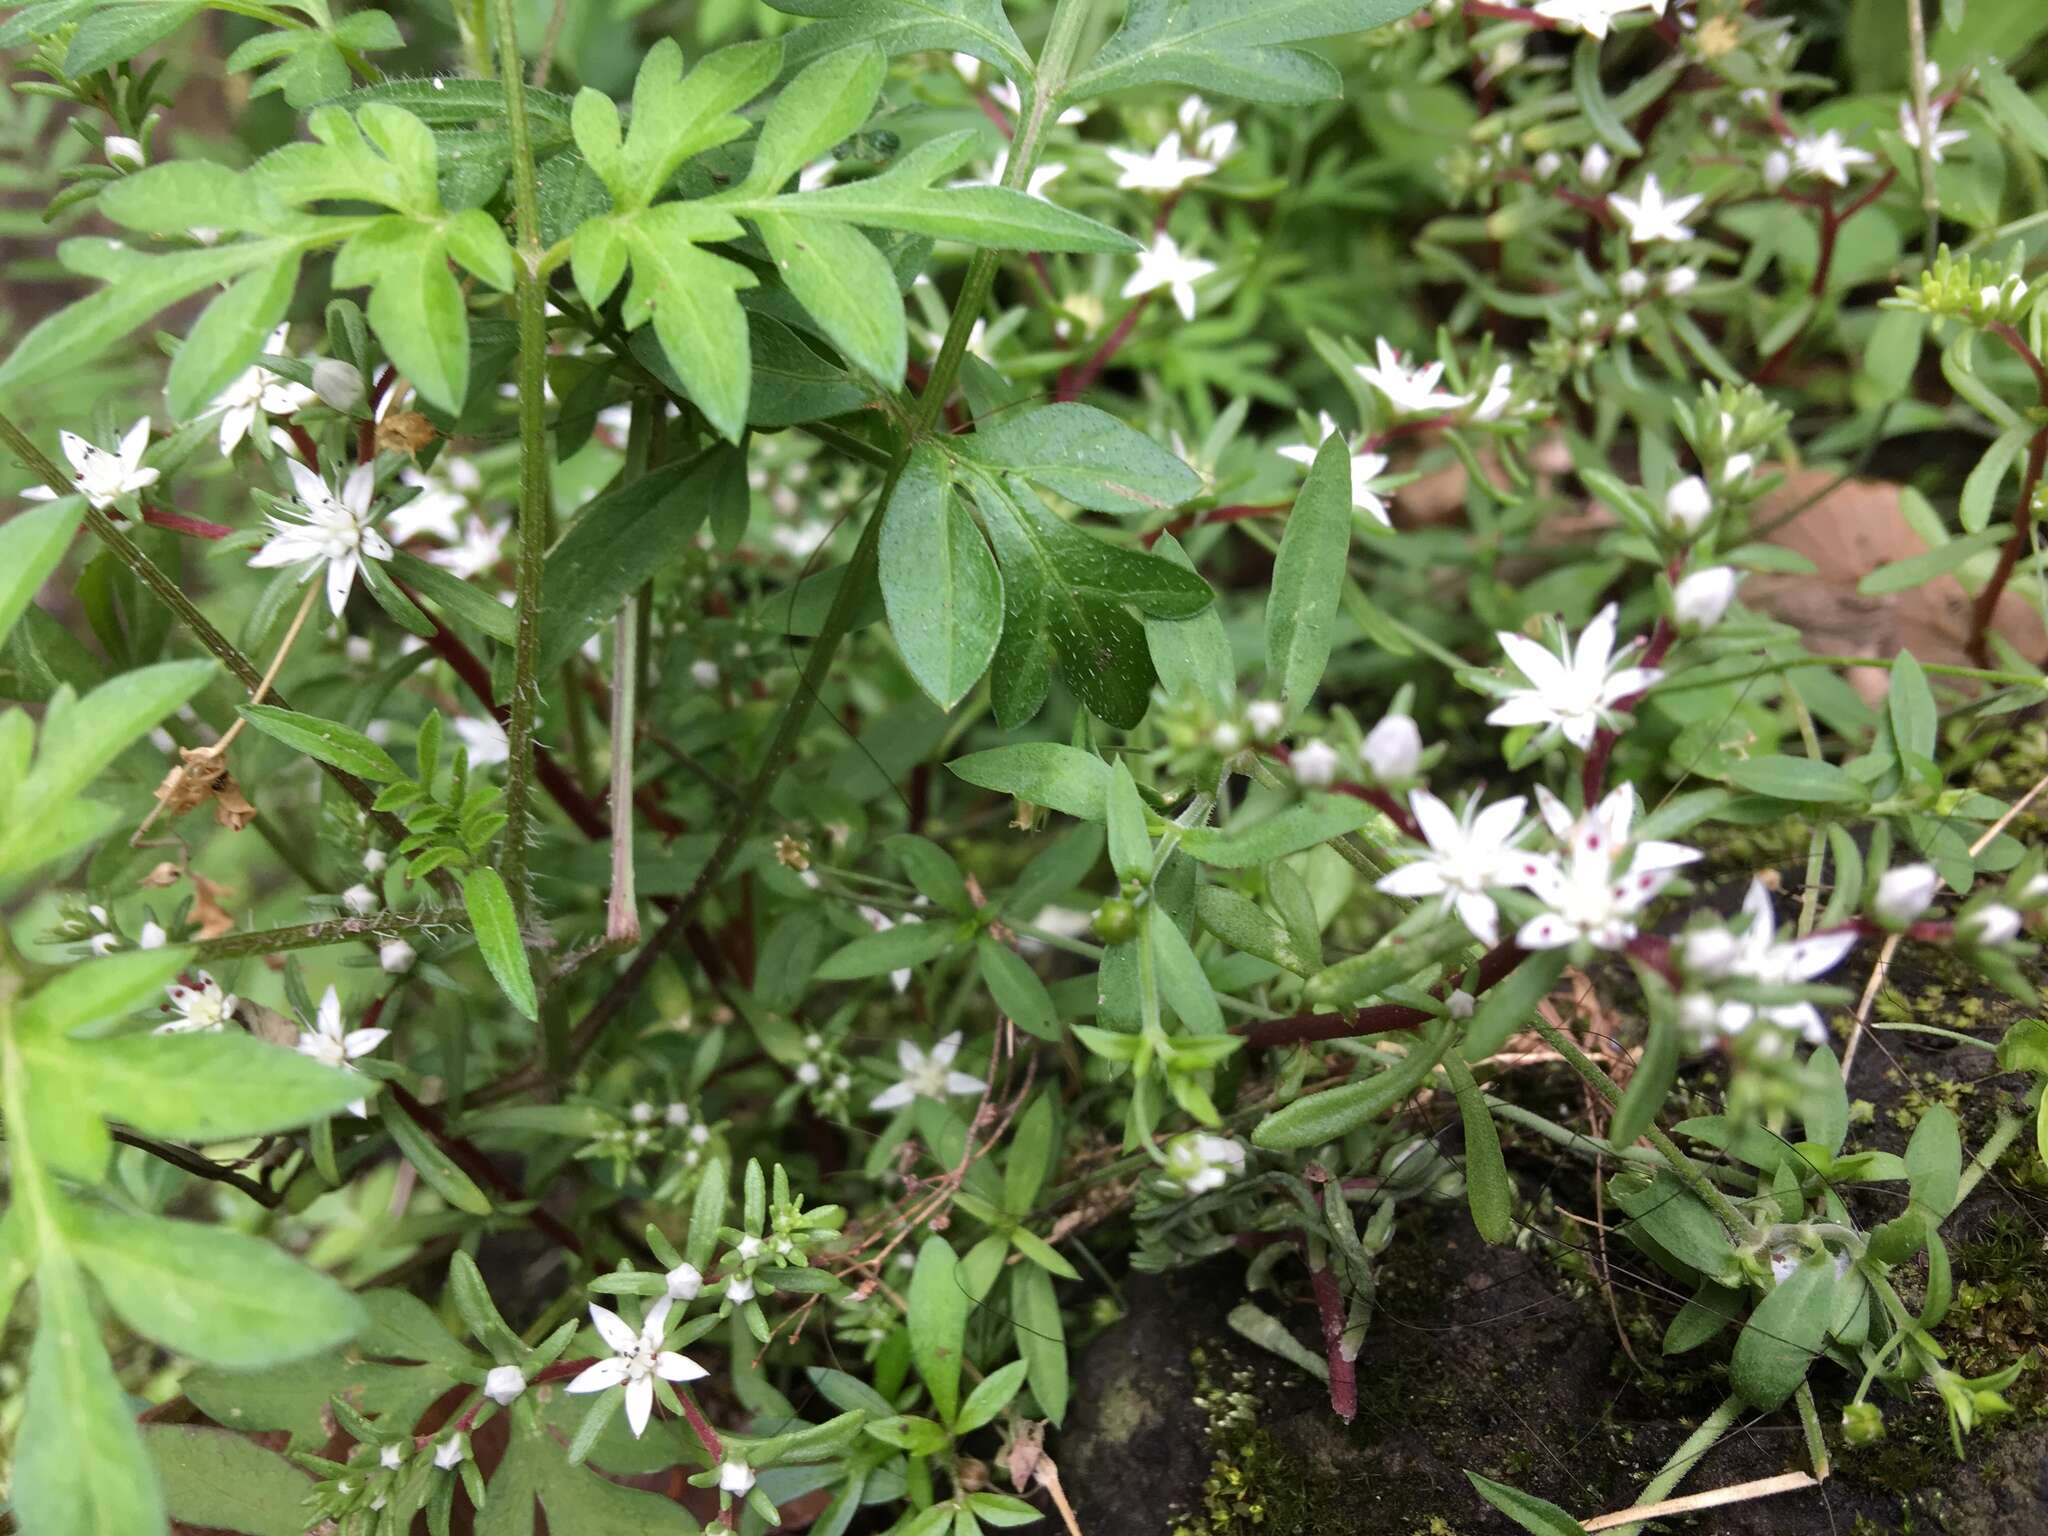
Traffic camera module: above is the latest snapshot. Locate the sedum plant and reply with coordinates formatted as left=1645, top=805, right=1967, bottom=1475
left=3, top=1, right=2048, bottom=1534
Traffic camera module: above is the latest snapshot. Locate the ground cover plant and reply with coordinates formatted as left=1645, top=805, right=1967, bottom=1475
left=3, top=0, right=2048, bottom=1532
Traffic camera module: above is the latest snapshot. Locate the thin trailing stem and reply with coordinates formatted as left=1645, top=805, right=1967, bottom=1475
left=1523, top=1010, right=1755, bottom=1243
left=489, top=0, right=554, bottom=925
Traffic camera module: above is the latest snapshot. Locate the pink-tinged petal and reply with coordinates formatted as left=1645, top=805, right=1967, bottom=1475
left=1518, top=857, right=1569, bottom=904
left=1486, top=695, right=1555, bottom=729
left=1375, top=862, right=1447, bottom=898
left=624, top=1375, right=654, bottom=1438
left=341, top=462, right=377, bottom=515
left=1786, top=929, right=1858, bottom=980
left=589, top=1303, right=637, bottom=1355
left=1517, top=914, right=1572, bottom=950
left=1575, top=604, right=1618, bottom=678
left=1453, top=891, right=1499, bottom=946
left=929, top=1031, right=962, bottom=1067
left=1533, top=785, right=1573, bottom=838
left=1408, top=790, right=1460, bottom=851
left=655, top=1351, right=708, bottom=1383
left=564, top=1358, right=629, bottom=1394
left=944, top=1071, right=986, bottom=1096
left=1559, top=713, right=1600, bottom=751
left=1471, top=795, right=1527, bottom=849
left=343, top=1027, right=389, bottom=1057
left=868, top=1082, right=916, bottom=1112
left=325, top=552, right=357, bottom=617
left=285, top=457, right=331, bottom=511
left=1497, top=632, right=1568, bottom=692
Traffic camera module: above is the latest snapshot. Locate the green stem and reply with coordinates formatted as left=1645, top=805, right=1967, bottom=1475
left=1956, top=1111, right=2024, bottom=1205
left=1610, top=1394, right=1744, bottom=1536
left=1482, top=1095, right=1662, bottom=1169
left=1655, top=653, right=2040, bottom=695
left=1524, top=1012, right=1755, bottom=1242
left=489, top=0, right=553, bottom=925
left=1795, top=1381, right=1832, bottom=1481
left=665, top=0, right=1096, bottom=932
left=194, top=910, right=459, bottom=962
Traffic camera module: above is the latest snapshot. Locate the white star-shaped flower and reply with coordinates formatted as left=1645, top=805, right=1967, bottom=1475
left=1277, top=413, right=1392, bottom=525
left=248, top=460, right=393, bottom=617
left=426, top=516, right=508, bottom=580
left=390, top=455, right=482, bottom=544
left=453, top=714, right=510, bottom=769
left=1609, top=174, right=1704, bottom=244
left=159, top=971, right=237, bottom=1035
left=1107, top=131, right=1216, bottom=192
left=1531, top=0, right=1665, bottom=39
left=1790, top=128, right=1875, bottom=187
left=868, top=1031, right=985, bottom=1112
left=1165, top=1131, right=1246, bottom=1194
left=1354, top=338, right=1470, bottom=416
left=294, top=986, right=388, bottom=1117
left=1374, top=790, right=1540, bottom=946
left=21, top=419, right=159, bottom=510
left=1684, top=880, right=1858, bottom=1044
left=1176, top=96, right=1239, bottom=163
left=1121, top=232, right=1217, bottom=321
left=1897, top=100, right=1966, bottom=163
left=203, top=324, right=316, bottom=457
left=1516, top=786, right=1701, bottom=951
left=1485, top=603, right=1662, bottom=750
left=564, top=1300, right=708, bottom=1438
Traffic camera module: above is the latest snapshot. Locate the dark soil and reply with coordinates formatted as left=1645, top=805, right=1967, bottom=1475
left=1055, top=947, right=2048, bottom=1536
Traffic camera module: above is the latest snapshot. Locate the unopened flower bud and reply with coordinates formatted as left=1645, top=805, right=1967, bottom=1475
left=1664, top=474, right=1715, bottom=536
left=719, top=1460, right=757, bottom=1496
left=1581, top=143, right=1613, bottom=185
left=1762, top=148, right=1791, bottom=190
left=433, top=1433, right=468, bottom=1470
left=1618, top=269, right=1649, bottom=300
left=1965, top=904, right=2021, bottom=946
left=311, top=359, right=366, bottom=413
left=342, top=883, right=378, bottom=916
left=1673, top=566, right=1737, bottom=631
left=1842, top=1401, right=1885, bottom=1446
left=1534, top=150, right=1563, bottom=179
left=1210, top=721, right=1244, bottom=755
left=1292, top=738, right=1340, bottom=788
left=378, top=938, right=416, bottom=974
left=665, top=1262, right=703, bottom=1299
left=484, top=1365, right=526, bottom=1405
left=1873, top=863, right=1939, bottom=927
left=1246, top=699, right=1285, bottom=738
left=1447, top=989, right=1475, bottom=1020
left=1663, top=265, right=1698, bottom=298
left=1361, top=714, right=1422, bottom=783
left=104, top=135, right=145, bottom=169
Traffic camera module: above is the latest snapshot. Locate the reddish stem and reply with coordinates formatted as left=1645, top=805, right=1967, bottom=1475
left=1333, top=781, right=1424, bottom=841
left=136, top=504, right=232, bottom=540
left=386, top=1080, right=586, bottom=1255
left=1240, top=940, right=1528, bottom=1048
left=1056, top=293, right=1152, bottom=401
left=1968, top=429, right=2048, bottom=667
left=1140, top=501, right=1287, bottom=548
left=1580, top=615, right=1674, bottom=804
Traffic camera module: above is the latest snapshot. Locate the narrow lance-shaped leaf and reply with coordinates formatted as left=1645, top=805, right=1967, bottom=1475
left=1266, top=430, right=1353, bottom=720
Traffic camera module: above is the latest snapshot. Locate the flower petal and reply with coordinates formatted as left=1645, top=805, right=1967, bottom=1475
left=655, top=1351, right=709, bottom=1383
left=588, top=1303, right=637, bottom=1355
left=624, top=1374, right=654, bottom=1438
left=868, top=1082, right=915, bottom=1112
left=564, top=1358, right=628, bottom=1394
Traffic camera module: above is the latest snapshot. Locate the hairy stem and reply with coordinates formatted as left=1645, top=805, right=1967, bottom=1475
left=489, top=0, right=554, bottom=924
left=1609, top=1394, right=1744, bottom=1536
left=195, top=909, right=460, bottom=962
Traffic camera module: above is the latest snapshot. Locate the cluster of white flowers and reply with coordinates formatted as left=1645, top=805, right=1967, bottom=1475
left=1678, top=881, right=1859, bottom=1047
